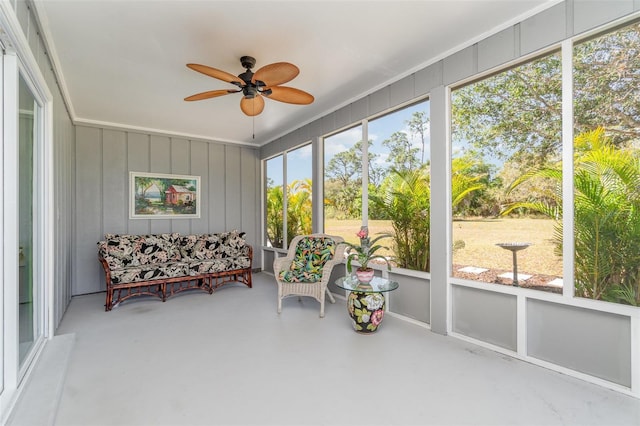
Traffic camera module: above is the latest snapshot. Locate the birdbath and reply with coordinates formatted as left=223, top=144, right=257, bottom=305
left=495, top=243, right=531, bottom=287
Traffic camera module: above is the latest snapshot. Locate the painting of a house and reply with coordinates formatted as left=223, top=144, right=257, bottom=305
left=165, top=185, right=196, bottom=206
left=130, top=172, right=200, bottom=219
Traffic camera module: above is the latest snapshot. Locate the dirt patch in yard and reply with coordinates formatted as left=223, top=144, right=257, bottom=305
left=453, top=264, right=563, bottom=294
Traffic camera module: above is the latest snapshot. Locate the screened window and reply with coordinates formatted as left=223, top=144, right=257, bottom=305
left=286, top=144, right=313, bottom=246
left=323, top=125, right=363, bottom=245
left=265, top=144, right=313, bottom=249
left=265, top=155, right=284, bottom=248
left=450, top=52, right=563, bottom=292
left=368, top=101, right=430, bottom=271
left=572, top=21, right=640, bottom=305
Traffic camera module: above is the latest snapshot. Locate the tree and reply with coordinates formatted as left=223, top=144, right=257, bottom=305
left=325, top=145, right=361, bottom=186
left=325, top=140, right=380, bottom=219
left=371, top=159, right=485, bottom=272
left=382, top=131, right=420, bottom=172
left=266, top=184, right=284, bottom=248
left=266, top=179, right=314, bottom=248
left=574, top=22, right=640, bottom=146
left=135, top=177, right=154, bottom=198
left=324, top=180, right=360, bottom=219
left=503, top=128, right=640, bottom=305
left=451, top=21, right=640, bottom=167
left=499, top=158, right=557, bottom=217
left=451, top=156, right=488, bottom=217
left=286, top=179, right=313, bottom=244
left=407, top=111, right=430, bottom=164
left=370, top=166, right=431, bottom=271
left=451, top=151, right=499, bottom=217
left=452, top=52, right=562, bottom=167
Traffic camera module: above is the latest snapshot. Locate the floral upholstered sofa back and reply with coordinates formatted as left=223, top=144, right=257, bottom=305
left=177, top=231, right=251, bottom=275
left=98, top=233, right=181, bottom=271
left=98, top=231, right=252, bottom=283
left=177, top=231, right=249, bottom=260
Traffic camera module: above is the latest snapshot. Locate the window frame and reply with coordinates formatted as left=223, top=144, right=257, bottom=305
left=263, top=141, right=313, bottom=251
left=320, top=98, right=431, bottom=270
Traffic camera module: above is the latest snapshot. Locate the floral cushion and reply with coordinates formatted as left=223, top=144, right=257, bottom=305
left=278, top=237, right=336, bottom=283
left=188, top=256, right=251, bottom=275
left=178, top=234, right=223, bottom=260
left=99, top=232, right=251, bottom=285
left=178, top=231, right=249, bottom=261
left=109, top=261, right=190, bottom=284
left=98, top=233, right=181, bottom=270
left=223, top=230, right=250, bottom=258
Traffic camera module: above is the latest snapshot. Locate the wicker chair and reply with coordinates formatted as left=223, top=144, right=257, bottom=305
left=274, top=234, right=346, bottom=318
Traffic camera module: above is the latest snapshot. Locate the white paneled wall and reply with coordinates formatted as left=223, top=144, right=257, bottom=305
left=73, top=126, right=261, bottom=296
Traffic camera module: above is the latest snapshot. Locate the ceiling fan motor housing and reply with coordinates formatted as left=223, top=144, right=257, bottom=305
left=243, top=85, right=258, bottom=99
left=240, top=55, right=256, bottom=70
left=237, top=56, right=270, bottom=99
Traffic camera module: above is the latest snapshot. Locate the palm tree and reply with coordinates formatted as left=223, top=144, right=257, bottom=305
left=371, top=166, right=431, bottom=271
left=266, top=185, right=284, bottom=248
left=370, top=161, right=485, bottom=272
left=503, top=128, right=640, bottom=305
left=266, top=179, right=314, bottom=248
left=286, top=179, right=313, bottom=245
left=451, top=156, right=488, bottom=216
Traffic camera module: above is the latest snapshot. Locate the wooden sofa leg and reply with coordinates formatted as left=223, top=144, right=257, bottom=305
left=105, top=289, right=112, bottom=312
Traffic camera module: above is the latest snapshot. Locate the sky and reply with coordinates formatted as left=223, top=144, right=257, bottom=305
left=267, top=100, right=431, bottom=186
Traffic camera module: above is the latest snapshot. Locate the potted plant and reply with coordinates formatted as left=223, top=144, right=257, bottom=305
left=344, top=226, right=392, bottom=283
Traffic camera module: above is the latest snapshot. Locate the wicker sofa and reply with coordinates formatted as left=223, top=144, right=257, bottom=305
left=98, top=231, right=252, bottom=311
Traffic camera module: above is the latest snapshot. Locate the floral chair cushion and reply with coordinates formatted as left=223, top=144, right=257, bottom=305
left=278, top=237, right=336, bottom=283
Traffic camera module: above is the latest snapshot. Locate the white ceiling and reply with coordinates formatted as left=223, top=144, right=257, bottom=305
left=35, top=0, right=555, bottom=146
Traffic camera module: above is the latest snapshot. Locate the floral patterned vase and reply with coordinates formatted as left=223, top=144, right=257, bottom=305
left=355, top=268, right=375, bottom=283
left=347, top=291, right=386, bottom=333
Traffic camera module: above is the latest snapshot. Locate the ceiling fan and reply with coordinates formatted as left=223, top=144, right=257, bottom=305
left=184, top=56, right=314, bottom=116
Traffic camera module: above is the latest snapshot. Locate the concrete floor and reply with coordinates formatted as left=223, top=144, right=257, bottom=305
left=49, top=273, right=640, bottom=425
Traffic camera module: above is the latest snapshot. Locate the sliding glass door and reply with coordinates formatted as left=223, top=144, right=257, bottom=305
left=1, top=48, right=48, bottom=420
left=18, top=72, right=42, bottom=370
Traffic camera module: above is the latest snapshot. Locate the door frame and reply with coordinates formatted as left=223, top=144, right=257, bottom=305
left=0, top=1, right=54, bottom=422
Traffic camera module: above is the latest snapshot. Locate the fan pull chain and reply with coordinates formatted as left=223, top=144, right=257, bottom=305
left=252, top=114, right=255, bottom=139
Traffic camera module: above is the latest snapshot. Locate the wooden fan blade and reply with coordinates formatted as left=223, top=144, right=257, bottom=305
left=186, top=63, right=243, bottom=85
left=240, top=95, right=265, bottom=116
left=253, top=62, right=299, bottom=86
left=265, top=86, right=314, bottom=105
left=184, top=89, right=239, bottom=101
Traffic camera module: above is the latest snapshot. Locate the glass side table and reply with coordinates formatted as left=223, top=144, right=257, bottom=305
left=334, top=275, right=399, bottom=334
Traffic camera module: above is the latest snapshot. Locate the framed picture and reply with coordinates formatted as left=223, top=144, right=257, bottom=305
left=129, top=172, right=201, bottom=219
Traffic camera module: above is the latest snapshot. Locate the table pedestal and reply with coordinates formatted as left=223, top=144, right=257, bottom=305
left=347, top=290, right=386, bottom=333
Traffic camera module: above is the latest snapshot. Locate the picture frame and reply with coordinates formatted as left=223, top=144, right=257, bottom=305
left=129, top=171, right=201, bottom=219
